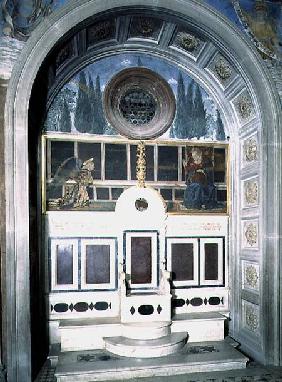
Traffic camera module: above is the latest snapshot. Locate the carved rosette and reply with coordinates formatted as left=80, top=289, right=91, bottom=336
left=244, top=221, right=258, bottom=248
left=244, top=264, right=259, bottom=290
left=214, top=57, right=232, bottom=80
left=236, top=93, right=253, bottom=120
left=129, top=17, right=162, bottom=39
left=245, top=303, right=259, bottom=333
left=244, top=137, right=258, bottom=163
left=176, top=31, right=199, bottom=52
left=244, top=179, right=259, bottom=206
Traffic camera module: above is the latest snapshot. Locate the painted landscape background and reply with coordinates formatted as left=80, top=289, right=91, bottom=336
left=44, top=53, right=226, bottom=141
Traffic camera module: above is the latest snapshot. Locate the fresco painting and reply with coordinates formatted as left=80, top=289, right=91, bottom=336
left=44, top=53, right=226, bottom=141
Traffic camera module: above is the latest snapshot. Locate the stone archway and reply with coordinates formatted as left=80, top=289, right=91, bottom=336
left=3, top=0, right=281, bottom=380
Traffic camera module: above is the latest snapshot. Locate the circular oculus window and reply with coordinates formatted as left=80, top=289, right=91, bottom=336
left=103, top=67, right=176, bottom=139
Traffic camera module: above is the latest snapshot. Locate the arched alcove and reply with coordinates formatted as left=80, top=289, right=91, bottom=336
left=3, top=1, right=282, bottom=380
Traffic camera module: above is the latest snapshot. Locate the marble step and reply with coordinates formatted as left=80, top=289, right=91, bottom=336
left=121, top=321, right=171, bottom=340
left=55, top=340, right=248, bottom=382
left=104, top=332, right=188, bottom=358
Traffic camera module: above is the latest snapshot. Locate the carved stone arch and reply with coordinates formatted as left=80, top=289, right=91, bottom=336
left=3, top=0, right=281, bottom=380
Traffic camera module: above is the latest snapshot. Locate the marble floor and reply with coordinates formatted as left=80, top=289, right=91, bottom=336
left=36, top=362, right=282, bottom=382
left=35, top=340, right=281, bottom=382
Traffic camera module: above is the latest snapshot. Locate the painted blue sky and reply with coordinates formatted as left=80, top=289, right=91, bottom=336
left=46, top=52, right=221, bottom=139
left=66, top=52, right=218, bottom=117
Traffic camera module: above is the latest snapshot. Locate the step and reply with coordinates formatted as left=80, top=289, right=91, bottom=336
left=121, top=321, right=171, bottom=340
left=55, top=340, right=248, bottom=382
left=59, top=318, right=121, bottom=352
left=104, top=332, right=188, bottom=358
left=171, top=312, right=226, bottom=342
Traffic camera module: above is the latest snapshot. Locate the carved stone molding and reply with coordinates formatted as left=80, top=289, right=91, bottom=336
left=242, top=220, right=259, bottom=249
left=243, top=178, right=259, bottom=207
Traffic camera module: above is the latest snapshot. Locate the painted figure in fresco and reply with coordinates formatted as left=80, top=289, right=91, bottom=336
left=47, top=157, right=94, bottom=208
left=183, top=146, right=216, bottom=210
left=2, top=0, right=54, bottom=38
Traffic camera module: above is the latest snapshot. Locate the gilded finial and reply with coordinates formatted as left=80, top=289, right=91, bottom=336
left=136, top=141, right=146, bottom=188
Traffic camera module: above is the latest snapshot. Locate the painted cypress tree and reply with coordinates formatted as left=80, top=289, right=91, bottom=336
left=172, top=71, right=187, bottom=139
left=60, top=99, right=72, bottom=132
left=74, top=71, right=92, bottom=133
left=44, top=87, right=76, bottom=132
left=193, top=84, right=207, bottom=139
left=185, top=79, right=195, bottom=139
left=216, top=109, right=226, bottom=141
left=95, top=75, right=106, bottom=134
left=88, top=74, right=99, bottom=134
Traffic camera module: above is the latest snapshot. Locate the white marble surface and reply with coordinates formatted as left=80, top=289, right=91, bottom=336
left=0, top=36, right=24, bottom=80
left=104, top=332, right=188, bottom=358
left=55, top=340, right=248, bottom=381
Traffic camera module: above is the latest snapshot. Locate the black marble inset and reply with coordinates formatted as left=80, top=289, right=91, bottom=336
left=53, top=303, right=69, bottom=313
left=94, top=301, right=109, bottom=311
left=131, top=236, right=152, bottom=284
left=190, top=297, right=203, bottom=306
left=208, top=297, right=221, bottom=305
left=77, top=353, right=118, bottom=362
left=74, top=302, right=89, bottom=312
left=187, top=345, right=219, bottom=354
left=172, top=298, right=185, bottom=308
left=56, top=244, right=73, bottom=285
left=138, top=304, right=154, bottom=315
left=51, top=301, right=111, bottom=314
left=205, top=243, right=219, bottom=281
left=86, top=245, right=111, bottom=284
left=171, top=243, right=194, bottom=282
